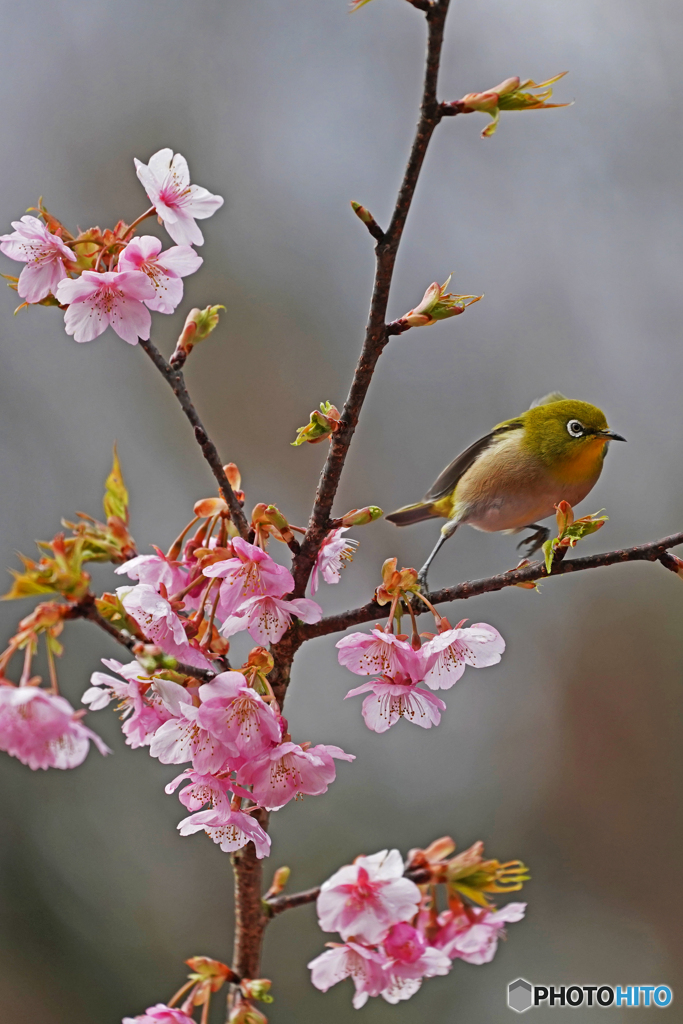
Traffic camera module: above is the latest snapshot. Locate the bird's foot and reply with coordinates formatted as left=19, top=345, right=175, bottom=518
left=417, top=567, right=430, bottom=593
left=516, top=525, right=550, bottom=559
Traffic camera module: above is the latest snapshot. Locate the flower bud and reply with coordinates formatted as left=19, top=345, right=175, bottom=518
left=251, top=504, right=295, bottom=544
left=265, top=866, right=290, bottom=898
left=194, top=496, right=230, bottom=518
left=292, top=402, right=341, bottom=446
left=402, top=277, right=482, bottom=327
left=170, top=305, right=225, bottom=367
left=240, top=979, right=273, bottom=1003
left=338, top=506, right=383, bottom=527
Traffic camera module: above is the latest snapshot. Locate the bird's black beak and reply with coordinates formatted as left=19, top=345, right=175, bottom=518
left=597, top=429, right=627, bottom=442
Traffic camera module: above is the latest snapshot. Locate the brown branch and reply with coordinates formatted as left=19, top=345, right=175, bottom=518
left=298, top=531, right=683, bottom=639
left=289, top=0, right=453, bottom=599
left=137, top=337, right=249, bottom=540
left=227, top=808, right=270, bottom=1019
left=66, top=595, right=217, bottom=682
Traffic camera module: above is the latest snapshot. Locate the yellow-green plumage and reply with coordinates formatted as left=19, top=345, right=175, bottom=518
left=386, top=394, right=625, bottom=575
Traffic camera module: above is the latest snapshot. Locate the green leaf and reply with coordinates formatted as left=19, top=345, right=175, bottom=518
left=542, top=538, right=555, bottom=574
left=103, top=445, right=129, bottom=524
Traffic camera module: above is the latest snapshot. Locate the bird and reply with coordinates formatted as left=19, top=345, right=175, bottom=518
left=385, top=392, right=626, bottom=587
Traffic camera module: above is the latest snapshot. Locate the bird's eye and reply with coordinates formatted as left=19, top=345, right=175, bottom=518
left=566, top=419, right=584, bottom=437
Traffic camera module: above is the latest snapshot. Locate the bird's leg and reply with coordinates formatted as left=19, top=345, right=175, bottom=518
left=516, top=523, right=550, bottom=559
left=417, top=520, right=458, bottom=591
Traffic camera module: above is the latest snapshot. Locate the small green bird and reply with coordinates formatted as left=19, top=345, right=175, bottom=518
left=386, top=393, right=626, bottom=586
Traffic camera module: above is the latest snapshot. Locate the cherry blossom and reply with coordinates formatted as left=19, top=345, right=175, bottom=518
left=432, top=902, right=526, bottom=965
left=118, top=235, right=202, bottom=314
left=237, top=741, right=354, bottom=811
left=317, top=848, right=421, bottom=943
left=123, top=1005, right=196, bottom=1024
left=422, top=622, right=505, bottom=690
left=165, top=768, right=233, bottom=811
left=345, top=674, right=446, bottom=733
left=310, top=528, right=358, bottom=594
left=115, top=553, right=188, bottom=596
left=380, top=923, right=451, bottom=1003
left=118, top=584, right=213, bottom=670
left=55, top=270, right=155, bottom=345
left=336, top=628, right=431, bottom=680
left=0, top=685, right=109, bottom=770
left=221, top=594, right=322, bottom=645
left=178, top=805, right=271, bottom=858
left=134, top=148, right=224, bottom=246
left=203, top=538, right=294, bottom=617
left=196, top=673, right=282, bottom=758
left=149, top=681, right=235, bottom=773
left=308, top=942, right=388, bottom=1009
left=0, top=214, right=72, bottom=303
left=82, top=658, right=171, bottom=749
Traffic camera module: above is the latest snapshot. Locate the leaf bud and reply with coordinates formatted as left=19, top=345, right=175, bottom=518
left=291, top=402, right=341, bottom=446
left=338, top=506, right=383, bottom=527
left=170, top=305, right=225, bottom=368
left=244, top=647, right=275, bottom=675
left=229, top=1002, right=269, bottom=1024
left=194, top=496, right=230, bottom=518
left=265, top=866, right=290, bottom=898
left=458, top=72, right=569, bottom=138
left=402, top=277, right=482, bottom=327
left=240, top=978, right=274, bottom=1003
left=185, top=956, right=238, bottom=990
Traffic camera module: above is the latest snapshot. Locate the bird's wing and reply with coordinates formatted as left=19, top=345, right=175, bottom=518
left=528, top=390, right=567, bottom=409
left=424, top=432, right=500, bottom=502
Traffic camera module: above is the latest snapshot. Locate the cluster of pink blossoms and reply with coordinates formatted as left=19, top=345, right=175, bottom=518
left=308, top=848, right=525, bottom=1007
left=81, top=529, right=360, bottom=858
left=0, top=148, right=220, bottom=344
left=0, top=685, right=110, bottom=770
left=337, top=618, right=505, bottom=733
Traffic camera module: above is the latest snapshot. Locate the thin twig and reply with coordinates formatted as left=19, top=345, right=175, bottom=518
left=137, top=337, right=249, bottom=539
left=298, top=531, right=683, bottom=639
left=289, top=0, right=454, bottom=599
left=66, top=596, right=217, bottom=682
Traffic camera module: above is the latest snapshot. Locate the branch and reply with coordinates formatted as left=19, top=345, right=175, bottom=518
left=290, top=0, right=453, bottom=598
left=264, top=866, right=431, bottom=918
left=66, top=595, right=217, bottom=682
left=298, top=531, right=683, bottom=639
left=137, top=337, right=250, bottom=540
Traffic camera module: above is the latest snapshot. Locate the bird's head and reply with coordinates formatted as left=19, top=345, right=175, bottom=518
left=520, top=399, right=626, bottom=469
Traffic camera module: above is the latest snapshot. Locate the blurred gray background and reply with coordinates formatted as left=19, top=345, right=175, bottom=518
left=0, top=0, right=682, bottom=1020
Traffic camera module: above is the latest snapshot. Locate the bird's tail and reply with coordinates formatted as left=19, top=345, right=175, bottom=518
left=385, top=501, right=439, bottom=527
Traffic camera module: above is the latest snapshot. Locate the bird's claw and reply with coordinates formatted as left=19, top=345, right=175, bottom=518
left=516, top=525, right=550, bottom=559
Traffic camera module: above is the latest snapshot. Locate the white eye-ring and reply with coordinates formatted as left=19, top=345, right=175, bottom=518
left=566, top=419, right=584, bottom=437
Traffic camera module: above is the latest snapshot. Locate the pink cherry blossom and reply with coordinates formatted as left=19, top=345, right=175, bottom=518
left=203, top=538, right=294, bottom=617
left=123, top=1004, right=196, bottom=1024
left=149, top=680, right=235, bottom=773
left=196, top=673, right=282, bottom=758
left=317, top=848, right=421, bottom=944
left=237, top=741, right=354, bottom=811
left=310, top=528, right=359, bottom=594
left=118, top=584, right=213, bottom=670
left=432, top=902, right=526, bottom=965
left=336, top=628, right=430, bottom=680
left=221, top=594, right=322, bottom=645
left=0, top=215, right=72, bottom=302
left=115, top=552, right=188, bottom=595
left=345, top=674, right=446, bottom=733
left=421, top=622, right=505, bottom=690
left=308, top=942, right=389, bottom=1009
left=178, top=805, right=271, bottom=858
left=165, top=768, right=233, bottom=811
left=82, top=658, right=172, bottom=749
left=134, top=148, right=224, bottom=246
left=55, top=270, right=155, bottom=345
left=118, top=235, right=202, bottom=314
left=380, top=923, right=451, bottom=1002
left=0, top=685, right=109, bottom=770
